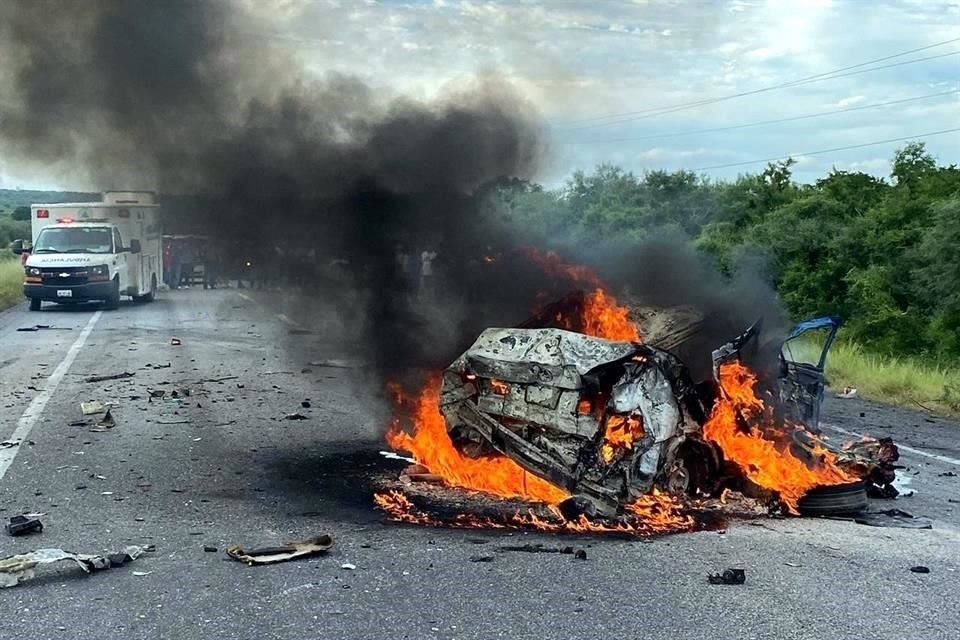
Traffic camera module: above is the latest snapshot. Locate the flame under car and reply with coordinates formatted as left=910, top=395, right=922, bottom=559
left=439, top=328, right=723, bottom=518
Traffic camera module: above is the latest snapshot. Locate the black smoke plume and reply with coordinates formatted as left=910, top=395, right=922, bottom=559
left=0, top=1, right=789, bottom=386
left=0, top=0, right=551, bottom=375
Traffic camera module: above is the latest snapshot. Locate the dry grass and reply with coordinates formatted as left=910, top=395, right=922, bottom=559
left=0, top=258, right=24, bottom=311
left=822, top=340, right=960, bottom=416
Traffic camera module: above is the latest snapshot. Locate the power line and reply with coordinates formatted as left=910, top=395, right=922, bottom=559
left=688, top=128, right=960, bottom=172
left=560, top=51, right=960, bottom=131
left=554, top=36, right=960, bottom=129
left=557, top=37, right=960, bottom=126
left=561, top=89, right=959, bottom=145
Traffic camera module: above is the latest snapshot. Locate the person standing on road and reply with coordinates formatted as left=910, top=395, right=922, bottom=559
left=167, top=241, right=183, bottom=289
left=420, top=248, right=437, bottom=300
left=203, top=245, right=219, bottom=290
left=179, top=245, right=195, bottom=288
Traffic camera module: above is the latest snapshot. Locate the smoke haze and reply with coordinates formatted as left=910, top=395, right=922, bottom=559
left=0, top=1, right=787, bottom=383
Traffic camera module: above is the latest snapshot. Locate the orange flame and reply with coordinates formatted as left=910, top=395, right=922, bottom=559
left=381, top=248, right=680, bottom=532
left=600, top=413, right=644, bottom=464
left=386, top=378, right=568, bottom=504
left=373, top=489, right=695, bottom=536
left=703, top=362, right=853, bottom=513
left=581, top=289, right=640, bottom=342
left=488, top=379, right=510, bottom=396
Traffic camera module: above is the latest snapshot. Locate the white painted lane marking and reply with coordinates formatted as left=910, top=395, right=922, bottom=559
left=822, top=421, right=960, bottom=467
left=0, top=311, right=102, bottom=481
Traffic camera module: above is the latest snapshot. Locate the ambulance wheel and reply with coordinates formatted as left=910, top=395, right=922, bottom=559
left=28, top=298, right=41, bottom=311
left=136, top=275, right=157, bottom=303
left=105, top=280, right=120, bottom=310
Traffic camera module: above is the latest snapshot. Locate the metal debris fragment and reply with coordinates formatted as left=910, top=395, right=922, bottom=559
left=80, top=401, right=106, bottom=415
left=708, top=568, right=746, bottom=585
left=854, top=509, right=933, bottom=530
left=226, top=535, right=333, bottom=566
left=84, top=372, right=135, bottom=383
left=6, top=515, right=43, bottom=537
left=0, top=545, right=148, bottom=588
left=90, top=409, right=116, bottom=432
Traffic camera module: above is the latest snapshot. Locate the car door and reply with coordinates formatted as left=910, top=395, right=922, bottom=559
left=777, top=316, right=841, bottom=434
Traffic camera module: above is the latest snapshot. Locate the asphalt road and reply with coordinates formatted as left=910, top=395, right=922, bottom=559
left=0, top=289, right=958, bottom=640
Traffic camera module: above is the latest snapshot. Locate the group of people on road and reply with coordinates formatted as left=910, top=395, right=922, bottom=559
left=163, top=240, right=223, bottom=290
left=396, top=245, right=439, bottom=300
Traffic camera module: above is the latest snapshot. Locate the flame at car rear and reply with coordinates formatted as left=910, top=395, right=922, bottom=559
left=703, top=361, right=853, bottom=513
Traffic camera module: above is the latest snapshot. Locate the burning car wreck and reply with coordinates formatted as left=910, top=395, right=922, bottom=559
left=380, top=296, right=900, bottom=533
left=438, top=327, right=720, bottom=519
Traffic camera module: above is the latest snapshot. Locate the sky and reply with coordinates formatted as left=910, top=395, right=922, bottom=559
left=1, top=0, right=958, bottom=189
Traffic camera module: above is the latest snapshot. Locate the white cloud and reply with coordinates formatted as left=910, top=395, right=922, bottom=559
left=834, top=95, right=866, bottom=108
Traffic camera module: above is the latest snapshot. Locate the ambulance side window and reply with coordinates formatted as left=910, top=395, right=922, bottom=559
left=113, top=228, right=123, bottom=253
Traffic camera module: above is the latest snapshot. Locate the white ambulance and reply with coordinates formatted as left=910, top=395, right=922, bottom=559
left=16, top=191, right=162, bottom=310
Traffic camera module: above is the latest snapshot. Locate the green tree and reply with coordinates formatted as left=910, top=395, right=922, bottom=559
left=11, top=206, right=30, bottom=221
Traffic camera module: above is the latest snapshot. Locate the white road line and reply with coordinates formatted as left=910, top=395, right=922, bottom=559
left=822, top=421, right=960, bottom=467
left=0, top=311, right=102, bottom=481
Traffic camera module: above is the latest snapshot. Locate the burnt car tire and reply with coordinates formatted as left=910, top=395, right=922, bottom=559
left=797, top=481, right=868, bottom=516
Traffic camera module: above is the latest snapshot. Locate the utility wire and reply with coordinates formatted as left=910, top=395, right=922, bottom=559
left=689, top=128, right=960, bottom=172
left=564, top=53, right=960, bottom=132
left=557, top=37, right=960, bottom=126
left=561, top=89, right=959, bottom=145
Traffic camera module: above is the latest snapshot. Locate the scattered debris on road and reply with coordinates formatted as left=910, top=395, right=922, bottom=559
left=308, top=359, right=361, bottom=369
left=90, top=409, right=116, bottom=432
left=0, top=545, right=149, bottom=588
left=341, top=563, right=356, bottom=570
left=708, top=568, right=746, bottom=585
left=0, top=440, right=19, bottom=449
left=226, top=535, right=333, bottom=566
left=80, top=401, right=106, bottom=415
left=910, top=565, right=930, bottom=574
left=833, top=437, right=901, bottom=498
left=837, top=387, right=858, bottom=399
left=470, top=554, right=495, bottom=562
left=285, top=413, right=309, bottom=421
left=854, top=509, right=933, bottom=529
left=380, top=451, right=416, bottom=464
left=203, top=545, right=217, bottom=553
left=84, top=372, right=135, bottom=383
left=16, top=324, right=73, bottom=332
left=6, top=515, right=43, bottom=537
left=301, top=400, right=311, bottom=408
left=496, top=544, right=586, bottom=556
left=170, top=337, right=182, bottom=346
